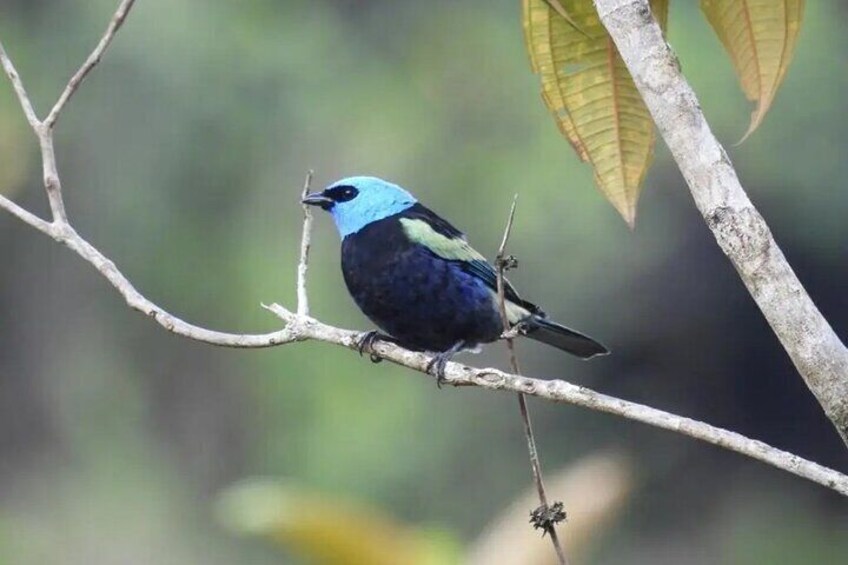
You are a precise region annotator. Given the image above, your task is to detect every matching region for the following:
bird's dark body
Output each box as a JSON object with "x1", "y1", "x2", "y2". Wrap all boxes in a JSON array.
[
  {"x1": 341, "y1": 205, "x2": 504, "y2": 352},
  {"x1": 304, "y1": 177, "x2": 609, "y2": 366}
]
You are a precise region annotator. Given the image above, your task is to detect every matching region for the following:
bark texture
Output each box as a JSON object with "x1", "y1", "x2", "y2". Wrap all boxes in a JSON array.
[{"x1": 594, "y1": 0, "x2": 848, "y2": 447}]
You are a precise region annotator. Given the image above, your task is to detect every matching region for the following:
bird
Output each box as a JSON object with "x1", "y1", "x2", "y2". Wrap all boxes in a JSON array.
[{"x1": 302, "y1": 176, "x2": 608, "y2": 383}]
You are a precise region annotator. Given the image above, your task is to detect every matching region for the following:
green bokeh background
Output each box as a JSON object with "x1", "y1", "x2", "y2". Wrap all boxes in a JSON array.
[{"x1": 1, "y1": 1, "x2": 846, "y2": 563}]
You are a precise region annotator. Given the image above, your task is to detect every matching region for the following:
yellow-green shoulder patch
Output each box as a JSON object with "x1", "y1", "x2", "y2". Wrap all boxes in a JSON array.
[{"x1": 400, "y1": 218, "x2": 485, "y2": 262}]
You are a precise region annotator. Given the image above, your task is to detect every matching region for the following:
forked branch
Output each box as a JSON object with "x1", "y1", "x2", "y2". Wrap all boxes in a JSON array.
[{"x1": 44, "y1": 0, "x2": 137, "y2": 129}]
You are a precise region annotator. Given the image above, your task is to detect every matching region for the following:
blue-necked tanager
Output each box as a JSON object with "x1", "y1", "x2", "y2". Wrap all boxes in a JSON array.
[{"x1": 303, "y1": 176, "x2": 608, "y2": 382}]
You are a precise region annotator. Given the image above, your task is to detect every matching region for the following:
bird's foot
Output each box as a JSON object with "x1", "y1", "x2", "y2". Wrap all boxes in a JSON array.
[
  {"x1": 425, "y1": 341, "x2": 466, "y2": 388},
  {"x1": 426, "y1": 354, "x2": 450, "y2": 388},
  {"x1": 356, "y1": 331, "x2": 391, "y2": 363}
]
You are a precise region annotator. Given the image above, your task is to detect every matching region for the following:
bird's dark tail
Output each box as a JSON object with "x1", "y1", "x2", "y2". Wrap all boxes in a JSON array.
[{"x1": 521, "y1": 315, "x2": 609, "y2": 359}]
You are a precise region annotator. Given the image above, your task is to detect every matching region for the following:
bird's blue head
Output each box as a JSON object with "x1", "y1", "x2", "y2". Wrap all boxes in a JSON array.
[{"x1": 302, "y1": 176, "x2": 417, "y2": 238}]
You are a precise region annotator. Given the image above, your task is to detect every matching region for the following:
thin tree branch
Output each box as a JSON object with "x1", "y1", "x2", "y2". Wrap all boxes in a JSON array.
[
  {"x1": 0, "y1": 41, "x2": 41, "y2": 129},
  {"x1": 43, "y1": 0, "x2": 137, "y2": 130},
  {"x1": 1, "y1": 182, "x2": 846, "y2": 500},
  {"x1": 38, "y1": 130, "x2": 68, "y2": 224},
  {"x1": 495, "y1": 196, "x2": 521, "y2": 378},
  {"x1": 2, "y1": 0, "x2": 847, "y2": 503},
  {"x1": 58, "y1": 225, "x2": 300, "y2": 347},
  {"x1": 264, "y1": 303, "x2": 848, "y2": 497},
  {"x1": 495, "y1": 195, "x2": 568, "y2": 565},
  {"x1": 0, "y1": 194, "x2": 53, "y2": 235},
  {"x1": 593, "y1": 0, "x2": 848, "y2": 448},
  {"x1": 296, "y1": 170, "x2": 315, "y2": 317}
]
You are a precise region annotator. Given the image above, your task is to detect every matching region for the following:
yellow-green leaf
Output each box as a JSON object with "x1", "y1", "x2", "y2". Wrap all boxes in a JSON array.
[
  {"x1": 701, "y1": 0, "x2": 805, "y2": 142},
  {"x1": 217, "y1": 479, "x2": 460, "y2": 565},
  {"x1": 523, "y1": 0, "x2": 669, "y2": 227}
]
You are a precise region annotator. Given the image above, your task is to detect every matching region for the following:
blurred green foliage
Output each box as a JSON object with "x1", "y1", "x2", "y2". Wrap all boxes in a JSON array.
[{"x1": 0, "y1": 1, "x2": 846, "y2": 563}]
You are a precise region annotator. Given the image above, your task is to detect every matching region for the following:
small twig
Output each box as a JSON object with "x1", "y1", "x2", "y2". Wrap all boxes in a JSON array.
[
  {"x1": 0, "y1": 41, "x2": 41, "y2": 129},
  {"x1": 44, "y1": 0, "x2": 137, "y2": 129},
  {"x1": 495, "y1": 195, "x2": 568, "y2": 565},
  {"x1": 496, "y1": 195, "x2": 519, "y2": 259},
  {"x1": 495, "y1": 197, "x2": 523, "y2": 380},
  {"x1": 0, "y1": 194, "x2": 53, "y2": 234},
  {"x1": 296, "y1": 170, "x2": 315, "y2": 317}
]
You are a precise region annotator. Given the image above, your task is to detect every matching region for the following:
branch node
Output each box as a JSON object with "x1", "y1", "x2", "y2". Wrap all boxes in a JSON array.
[
  {"x1": 495, "y1": 253, "x2": 519, "y2": 272},
  {"x1": 50, "y1": 221, "x2": 72, "y2": 240},
  {"x1": 262, "y1": 302, "x2": 294, "y2": 322},
  {"x1": 44, "y1": 174, "x2": 59, "y2": 187},
  {"x1": 530, "y1": 501, "x2": 567, "y2": 536}
]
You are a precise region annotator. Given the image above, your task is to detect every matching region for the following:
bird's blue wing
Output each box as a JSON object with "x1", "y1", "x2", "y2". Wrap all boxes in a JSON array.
[{"x1": 398, "y1": 204, "x2": 541, "y2": 317}]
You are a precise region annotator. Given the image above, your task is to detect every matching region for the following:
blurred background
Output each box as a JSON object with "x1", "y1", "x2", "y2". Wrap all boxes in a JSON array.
[{"x1": 1, "y1": 0, "x2": 847, "y2": 563}]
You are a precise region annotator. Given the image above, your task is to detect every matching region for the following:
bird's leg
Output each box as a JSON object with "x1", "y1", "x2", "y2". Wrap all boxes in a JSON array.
[
  {"x1": 356, "y1": 330, "x2": 399, "y2": 363},
  {"x1": 426, "y1": 341, "x2": 467, "y2": 388}
]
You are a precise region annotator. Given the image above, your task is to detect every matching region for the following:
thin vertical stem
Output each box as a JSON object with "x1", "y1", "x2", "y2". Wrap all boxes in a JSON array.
[
  {"x1": 495, "y1": 195, "x2": 568, "y2": 565},
  {"x1": 296, "y1": 170, "x2": 315, "y2": 317}
]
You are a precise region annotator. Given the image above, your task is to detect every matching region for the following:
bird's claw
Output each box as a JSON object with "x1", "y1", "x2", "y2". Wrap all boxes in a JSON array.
[
  {"x1": 356, "y1": 331, "x2": 384, "y2": 363},
  {"x1": 425, "y1": 341, "x2": 466, "y2": 388},
  {"x1": 426, "y1": 355, "x2": 447, "y2": 388}
]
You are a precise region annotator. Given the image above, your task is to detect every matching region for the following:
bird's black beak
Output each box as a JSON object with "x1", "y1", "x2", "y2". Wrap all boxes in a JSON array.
[{"x1": 302, "y1": 192, "x2": 334, "y2": 210}]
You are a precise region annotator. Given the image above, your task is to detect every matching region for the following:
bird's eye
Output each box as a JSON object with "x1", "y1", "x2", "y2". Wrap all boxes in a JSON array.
[{"x1": 327, "y1": 185, "x2": 359, "y2": 203}]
